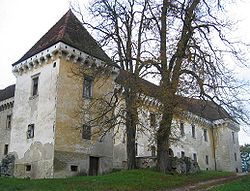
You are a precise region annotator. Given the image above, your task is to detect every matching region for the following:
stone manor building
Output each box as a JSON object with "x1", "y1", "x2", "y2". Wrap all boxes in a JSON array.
[{"x1": 0, "y1": 10, "x2": 241, "y2": 178}]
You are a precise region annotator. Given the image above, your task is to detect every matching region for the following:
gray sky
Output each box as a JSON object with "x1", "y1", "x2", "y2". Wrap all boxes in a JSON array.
[{"x1": 1, "y1": 0, "x2": 250, "y2": 145}]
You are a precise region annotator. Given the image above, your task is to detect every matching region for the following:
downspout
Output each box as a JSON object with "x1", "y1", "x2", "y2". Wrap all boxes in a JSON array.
[{"x1": 211, "y1": 125, "x2": 217, "y2": 171}]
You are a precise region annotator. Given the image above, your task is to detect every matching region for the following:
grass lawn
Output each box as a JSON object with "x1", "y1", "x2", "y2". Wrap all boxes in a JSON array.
[
  {"x1": 210, "y1": 174, "x2": 250, "y2": 191},
  {"x1": 0, "y1": 169, "x2": 234, "y2": 191}
]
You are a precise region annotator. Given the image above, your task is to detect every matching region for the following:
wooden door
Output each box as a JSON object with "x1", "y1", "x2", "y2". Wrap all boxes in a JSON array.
[{"x1": 89, "y1": 156, "x2": 99, "y2": 176}]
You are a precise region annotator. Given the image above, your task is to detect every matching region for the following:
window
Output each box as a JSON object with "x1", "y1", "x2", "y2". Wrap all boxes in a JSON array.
[
  {"x1": 181, "y1": 151, "x2": 185, "y2": 158},
  {"x1": 151, "y1": 146, "x2": 156, "y2": 157},
  {"x1": 205, "y1": 155, "x2": 209, "y2": 165},
  {"x1": 4, "y1": 144, "x2": 8, "y2": 155},
  {"x1": 191, "y1": 124, "x2": 196, "y2": 138},
  {"x1": 234, "y1": 153, "x2": 237, "y2": 161},
  {"x1": 26, "y1": 165, "x2": 31, "y2": 171},
  {"x1": 150, "y1": 113, "x2": 156, "y2": 128},
  {"x1": 193, "y1": 153, "x2": 197, "y2": 162},
  {"x1": 204, "y1": 129, "x2": 208, "y2": 142},
  {"x1": 232, "y1": 132, "x2": 235, "y2": 144},
  {"x1": 27, "y1": 124, "x2": 34, "y2": 139},
  {"x1": 180, "y1": 122, "x2": 185, "y2": 136},
  {"x1": 135, "y1": 143, "x2": 138, "y2": 156},
  {"x1": 32, "y1": 76, "x2": 39, "y2": 96},
  {"x1": 83, "y1": 77, "x2": 93, "y2": 98},
  {"x1": 82, "y1": 125, "x2": 91, "y2": 140},
  {"x1": 70, "y1": 165, "x2": 78, "y2": 172},
  {"x1": 6, "y1": 114, "x2": 12, "y2": 129}
]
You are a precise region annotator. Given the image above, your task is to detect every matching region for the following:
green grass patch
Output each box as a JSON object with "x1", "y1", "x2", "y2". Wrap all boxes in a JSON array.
[
  {"x1": 210, "y1": 174, "x2": 250, "y2": 191},
  {"x1": 0, "y1": 169, "x2": 235, "y2": 191}
]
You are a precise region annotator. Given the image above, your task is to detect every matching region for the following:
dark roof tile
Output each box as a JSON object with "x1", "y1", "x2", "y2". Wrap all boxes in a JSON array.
[
  {"x1": 0, "y1": 84, "x2": 15, "y2": 102},
  {"x1": 13, "y1": 9, "x2": 111, "y2": 66}
]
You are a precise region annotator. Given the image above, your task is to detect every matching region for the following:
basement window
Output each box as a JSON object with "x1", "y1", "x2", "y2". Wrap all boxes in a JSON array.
[
  {"x1": 70, "y1": 165, "x2": 78, "y2": 172},
  {"x1": 26, "y1": 165, "x2": 31, "y2": 172}
]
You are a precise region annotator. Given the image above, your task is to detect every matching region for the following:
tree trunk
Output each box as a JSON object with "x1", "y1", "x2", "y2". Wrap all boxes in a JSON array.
[
  {"x1": 156, "y1": 93, "x2": 175, "y2": 173},
  {"x1": 125, "y1": 87, "x2": 138, "y2": 169}
]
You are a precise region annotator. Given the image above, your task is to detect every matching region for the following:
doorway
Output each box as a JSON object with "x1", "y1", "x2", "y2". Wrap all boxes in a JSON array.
[{"x1": 89, "y1": 156, "x2": 99, "y2": 176}]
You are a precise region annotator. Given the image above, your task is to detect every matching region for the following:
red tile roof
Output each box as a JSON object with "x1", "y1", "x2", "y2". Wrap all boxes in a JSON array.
[{"x1": 13, "y1": 9, "x2": 111, "y2": 66}]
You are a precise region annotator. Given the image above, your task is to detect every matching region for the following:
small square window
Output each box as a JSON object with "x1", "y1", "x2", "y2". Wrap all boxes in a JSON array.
[
  {"x1": 70, "y1": 165, "x2": 78, "y2": 172},
  {"x1": 27, "y1": 124, "x2": 34, "y2": 139},
  {"x1": 83, "y1": 77, "x2": 93, "y2": 98},
  {"x1": 26, "y1": 165, "x2": 31, "y2": 172}
]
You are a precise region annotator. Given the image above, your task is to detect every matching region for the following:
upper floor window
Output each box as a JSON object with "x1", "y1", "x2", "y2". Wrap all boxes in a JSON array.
[
  {"x1": 234, "y1": 153, "x2": 237, "y2": 161},
  {"x1": 150, "y1": 113, "x2": 156, "y2": 128},
  {"x1": 181, "y1": 151, "x2": 185, "y2": 158},
  {"x1": 6, "y1": 114, "x2": 12, "y2": 129},
  {"x1": 83, "y1": 77, "x2": 93, "y2": 98},
  {"x1": 205, "y1": 155, "x2": 209, "y2": 165},
  {"x1": 82, "y1": 124, "x2": 91, "y2": 140},
  {"x1": 4, "y1": 144, "x2": 8, "y2": 155},
  {"x1": 27, "y1": 124, "x2": 34, "y2": 139},
  {"x1": 151, "y1": 146, "x2": 156, "y2": 157},
  {"x1": 204, "y1": 129, "x2": 208, "y2": 142},
  {"x1": 191, "y1": 124, "x2": 196, "y2": 138},
  {"x1": 180, "y1": 122, "x2": 185, "y2": 136},
  {"x1": 193, "y1": 153, "x2": 197, "y2": 162},
  {"x1": 232, "y1": 132, "x2": 235, "y2": 144},
  {"x1": 32, "y1": 76, "x2": 39, "y2": 96}
]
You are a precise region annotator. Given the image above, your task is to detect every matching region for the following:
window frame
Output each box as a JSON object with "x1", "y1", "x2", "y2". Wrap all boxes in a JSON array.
[
  {"x1": 4, "y1": 144, "x2": 8, "y2": 155},
  {"x1": 83, "y1": 76, "x2": 93, "y2": 98},
  {"x1": 31, "y1": 75, "x2": 39, "y2": 97},
  {"x1": 204, "y1": 129, "x2": 208, "y2": 142},
  {"x1": 82, "y1": 124, "x2": 91, "y2": 140},
  {"x1": 27, "y1": 124, "x2": 35, "y2": 139},
  {"x1": 205, "y1": 155, "x2": 209, "y2": 165},
  {"x1": 180, "y1": 122, "x2": 185, "y2": 137},
  {"x1": 6, "y1": 114, "x2": 12, "y2": 129},
  {"x1": 191, "y1": 124, "x2": 196, "y2": 138}
]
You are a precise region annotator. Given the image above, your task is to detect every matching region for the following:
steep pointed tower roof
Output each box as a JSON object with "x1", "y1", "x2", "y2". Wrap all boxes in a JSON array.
[{"x1": 13, "y1": 9, "x2": 110, "y2": 66}]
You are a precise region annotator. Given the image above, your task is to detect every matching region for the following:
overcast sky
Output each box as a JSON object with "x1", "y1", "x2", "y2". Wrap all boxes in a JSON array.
[{"x1": 1, "y1": 0, "x2": 250, "y2": 145}]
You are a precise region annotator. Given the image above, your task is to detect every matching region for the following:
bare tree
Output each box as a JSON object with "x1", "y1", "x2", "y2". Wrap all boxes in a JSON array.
[
  {"x1": 72, "y1": 0, "x2": 154, "y2": 169},
  {"x1": 145, "y1": 0, "x2": 250, "y2": 172}
]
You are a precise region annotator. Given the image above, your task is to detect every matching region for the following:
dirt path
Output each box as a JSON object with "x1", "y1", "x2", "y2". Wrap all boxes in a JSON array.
[{"x1": 167, "y1": 173, "x2": 248, "y2": 191}]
